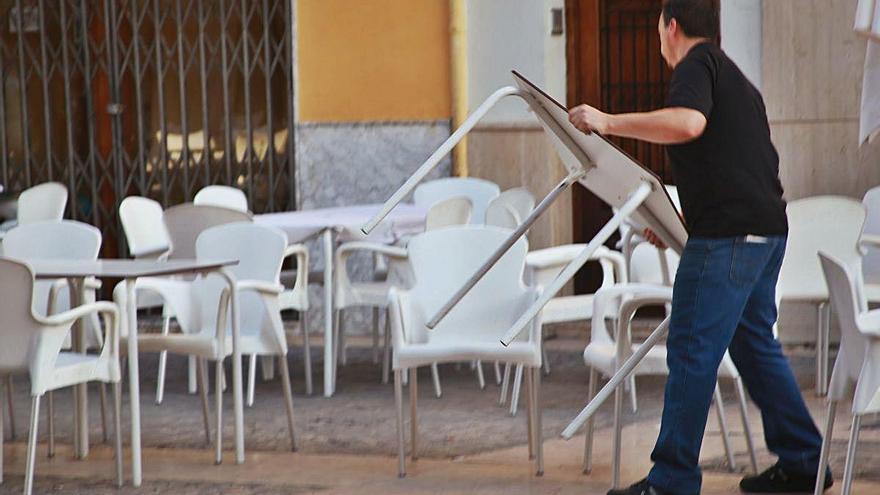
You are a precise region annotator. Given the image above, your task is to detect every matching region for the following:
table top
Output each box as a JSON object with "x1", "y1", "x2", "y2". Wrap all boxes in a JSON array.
[
  {"x1": 30, "y1": 258, "x2": 237, "y2": 279},
  {"x1": 256, "y1": 203, "x2": 427, "y2": 244}
]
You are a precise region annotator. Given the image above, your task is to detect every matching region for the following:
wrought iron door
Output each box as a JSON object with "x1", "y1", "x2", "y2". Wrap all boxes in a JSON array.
[
  {"x1": 600, "y1": 0, "x2": 672, "y2": 182},
  {"x1": 0, "y1": 0, "x2": 296, "y2": 256}
]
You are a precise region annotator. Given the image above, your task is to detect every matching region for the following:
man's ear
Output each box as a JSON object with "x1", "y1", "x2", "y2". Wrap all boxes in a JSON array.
[{"x1": 667, "y1": 18, "x2": 678, "y2": 38}]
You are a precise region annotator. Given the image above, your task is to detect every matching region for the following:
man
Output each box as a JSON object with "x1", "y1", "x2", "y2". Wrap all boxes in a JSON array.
[{"x1": 568, "y1": 1, "x2": 831, "y2": 494}]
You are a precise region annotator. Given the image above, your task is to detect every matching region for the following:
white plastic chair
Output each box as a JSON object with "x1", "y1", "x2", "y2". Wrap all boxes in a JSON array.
[
  {"x1": 582, "y1": 284, "x2": 758, "y2": 486},
  {"x1": 387, "y1": 226, "x2": 544, "y2": 477},
  {"x1": 484, "y1": 187, "x2": 535, "y2": 229},
  {"x1": 779, "y1": 196, "x2": 876, "y2": 395},
  {"x1": 333, "y1": 197, "x2": 473, "y2": 394},
  {"x1": 194, "y1": 185, "x2": 249, "y2": 213},
  {"x1": 0, "y1": 257, "x2": 122, "y2": 495},
  {"x1": 413, "y1": 177, "x2": 500, "y2": 225},
  {"x1": 116, "y1": 222, "x2": 297, "y2": 464},
  {"x1": 861, "y1": 186, "x2": 880, "y2": 285},
  {"x1": 816, "y1": 252, "x2": 880, "y2": 495},
  {"x1": 2, "y1": 220, "x2": 110, "y2": 453},
  {"x1": 150, "y1": 203, "x2": 253, "y2": 402},
  {"x1": 119, "y1": 196, "x2": 170, "y2": 260},
  {"x1": 17, "y1": 182, "x2": 68, "y2": 225},
  {"x1": 498, "y1": 244, "x2": 625, "y2": 415}
]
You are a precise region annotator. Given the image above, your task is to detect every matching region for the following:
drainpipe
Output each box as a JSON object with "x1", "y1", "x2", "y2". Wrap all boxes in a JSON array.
[{"x1": 449, "y1": 0, "x2": 468, "y2": 177}]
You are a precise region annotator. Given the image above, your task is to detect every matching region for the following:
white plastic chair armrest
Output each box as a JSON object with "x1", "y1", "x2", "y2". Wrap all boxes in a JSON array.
[
  {"x1": 387, "y1": 287, "x2": 418, "y2": 349},
  {"x1": 36, "y1": 300, "x2": 119, "y2": 328},
  {"x1": 335, "y1": 242, "x2": 409, "y2": 299},
  {"x1": 860, "y1": 234, "x2": 880, "y2": 254},
  {"x1": 236, "y1": 280, "x2": 285, "y2": 295},
  {"x1": 336, "y1": 241, "x2": 408, "y2": 260},
  {"x1": 281, "y1": 243, "x2": 309, "y2": 310},
  {"x1": 84, "y1": 277, "x2": 102, "y2": 290},
  {"x1": 857, "y1": 308, "x2": 880, "y2": 336}
]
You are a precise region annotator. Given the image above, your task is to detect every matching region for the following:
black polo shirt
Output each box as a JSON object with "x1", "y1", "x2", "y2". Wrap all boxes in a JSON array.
[{"x1": 665, "y1": 42, "x2": 787, "y2": 238}]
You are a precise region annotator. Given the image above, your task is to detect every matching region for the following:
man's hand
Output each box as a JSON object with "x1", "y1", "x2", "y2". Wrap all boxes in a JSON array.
[
  {"x1": 569, "y1": 104, "x2": 612, "y2": 135},
  {"x1": 643, "y1": 228, "x2": 667, "y2": 250}
]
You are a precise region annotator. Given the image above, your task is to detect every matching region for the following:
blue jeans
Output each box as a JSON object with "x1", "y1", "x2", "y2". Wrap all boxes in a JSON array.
[{"x1": 647, "y1": 236, "x2": 823, "y2": 494}]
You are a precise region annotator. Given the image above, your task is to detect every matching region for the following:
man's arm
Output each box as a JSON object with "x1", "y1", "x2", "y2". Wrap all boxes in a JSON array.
[{"x1": 569, "y1": 104, "x2": 707, "y2": 145}]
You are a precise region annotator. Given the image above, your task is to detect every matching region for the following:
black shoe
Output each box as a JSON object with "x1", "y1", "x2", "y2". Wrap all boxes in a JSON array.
[
  {"x1": 739, "y1": 462, "x2": 833, "y2": 493},
  {"x1": 608, "y1": 478, "x2": 674, "y2": 495}
]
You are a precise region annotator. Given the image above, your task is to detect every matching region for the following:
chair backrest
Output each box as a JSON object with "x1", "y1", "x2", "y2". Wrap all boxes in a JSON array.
[
  {"x1": 3, "y1": 220, "x2": 102, "y2": 261},
  {"x1": 413, "y1": 178, "x2": 500, "y2": 226},
  {"x1": 163, "y1": 203, "x2": 252, "y2": 259},
  {"x1": 403, "y1": 226, "x2": 533, "y2": 344},
  {"x1": 629, "y1": 242, "x2": 679, "y2": 286},
  {"x1": 3, "y1": 220, "x2": 102, "y2": 316},
  {"x1": 779, "y1": 196, "x2": 866, "y2": 299},
  {"x1": 194, "y1": 185, "x2": 249, "y2": 213},
  {"x1": 194, "y1": 222, "x2": 287, "y2": 344},
  {"x1": 863, "y1": 186, "x2": 880, "y2": 281},
  {"x1": 0, "y1": 258, "x2": 41, "y2": 372},
  {"x1": 17, "y1": 182, "x2": 67, "y2": 224},
  {"x1": 424, "y1": 196, "x2": 472, "y2": 231},
  {"x1": 819, "y1": 252, "x2": 869, "y2": 400},
  {"x1": 119, "y1": 196, "x2": 170, "y2": 258},
  {"x1": 485, "y1": 188, "x2": 535, "y2": 229}
]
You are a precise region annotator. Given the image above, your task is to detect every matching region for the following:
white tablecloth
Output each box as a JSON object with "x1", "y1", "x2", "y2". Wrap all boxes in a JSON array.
[{"x1": 255, "y1": 203, "x2": 427, "y2": 244}]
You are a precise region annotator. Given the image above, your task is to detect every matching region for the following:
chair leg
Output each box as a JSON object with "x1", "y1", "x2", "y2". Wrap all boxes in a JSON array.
[
  {"x1": 814, "y1": 400, "x2": 837, "y2": 495},
  {"x1": 533, "y1": 367, "x2": 544, "y2": 477},
  {"x1": 409, "y1": 367, "x2": 418, "y2": 462},
  {"x1": 214, "y1": 360, "x2": 223, "y2": 465},
  {"x1": 188, "y1": 356, "x2": 198, "y2": 395},
  {"x1": 394, "y1": 369, "x2": 406, "y2": 478},
  {"x1": 247, "y1": 354, "x2": 257, "y2": 408},
  {"x1": 841, "y1": 414, "x2": 862, "y2": 495},
  {"x1": 279, "y1": 356, "x2": 298, "y2": 452},
  {"x1": 816, "y1": 303, "x2": 828, "y2": 397},
  {"x1": 734, "y1": 376, "x2": 759, "y2": 474},
  {"x1": 382, "y1": 311, "x2": 391, "y2": 385},
  {"x1": 525, "y1": 365, "x2": 534, "y2": 460},
  {"x1": 372, "y1": 308, "x2": 380, "y2": 364},
  {"x1": 475, "y1": 361, "x2": 486, "y2": 390},
  {"x1": 611, "y1": 375, "x2": 624, "y2": 489},
  {"x1": 6, "y1": 376, "x2": 15, "y2": 440},
  {"x1": 714, "y1": 383, "x2": 736, "y2": 471},
  {"x1": 542, "y1": 345, "x2": 551, "y2": 375},
  {"x1": 583, "y1": 367, "x2": 598, "y2": 474},
  {"x1": 261, "y1": 356, "x2": 275, "y2": 381},
  {"x1": 509, "y1": 364, "x2": 523, "y2": 416},
  {"x1": 494, "y1": 361, "x2": 502, "y2": 385},
  {"x1": 431, "y1": 363, "x2": 441, "y2": 398},
  {"x1": 23, "y1": 395, "x2": 40, "y2": 495},
  {"x1": 197, "y1": 358, "x2": 212, "y2": 445},
  {"x1": 47, "y1": 390, "x2": 55, "y2": 458},
  {"x1": 301, "y1": 310, "x2": 313, "y2": 396},
  {"x1": 0, "y1": 378, "x2": 3, "y2": 483},
  {"x1": 155, "y1": 316, "x2": 171, "y2": 404},
  {"x1": 628, "y1": 376, "x2": 638, "y2": 413},
  {"x1": 112, "y1": 382, "x2": 123, "y2": 488},
  {"x1": 499, "y1": 364, "x2": 511, "y2": 405},
  {"x1": 332, "y1": 309, "x2": 342, "y2": 373},
  {"x1": 99, "y1": 383, "x2": 109, "y2": 443}
]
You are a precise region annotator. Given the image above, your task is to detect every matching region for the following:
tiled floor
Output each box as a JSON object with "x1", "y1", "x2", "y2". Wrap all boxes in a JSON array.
[{"x1": 0, "y1": 324, "x2": 877, "y2": 494}]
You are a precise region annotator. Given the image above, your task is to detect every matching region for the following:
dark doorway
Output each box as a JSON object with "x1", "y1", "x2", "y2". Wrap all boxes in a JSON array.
[{"x1": 566, "y1": 0, "x2": 672, "y2": 293}]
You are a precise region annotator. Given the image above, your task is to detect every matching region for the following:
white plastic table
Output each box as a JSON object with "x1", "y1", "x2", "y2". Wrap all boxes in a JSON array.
[
  {"x1": 31, "y1": 258, "x2": 238, "y2": 487},
  {"x1": 256, "y1": 203, "x2": 427, "y2": 397}
]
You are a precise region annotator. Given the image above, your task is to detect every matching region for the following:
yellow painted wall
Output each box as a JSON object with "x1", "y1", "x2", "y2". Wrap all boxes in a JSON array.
[{"x1": 296, "y1": 0, "x2": 452, "y2": 122}]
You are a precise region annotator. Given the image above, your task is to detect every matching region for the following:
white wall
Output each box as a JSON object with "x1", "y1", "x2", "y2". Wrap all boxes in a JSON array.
[
  {"x1": 466, "y1": 0, "x2": 566, "y2": 123},
  {"x1": 721, "y1": 0, "x2": 763, "y2": 89}
]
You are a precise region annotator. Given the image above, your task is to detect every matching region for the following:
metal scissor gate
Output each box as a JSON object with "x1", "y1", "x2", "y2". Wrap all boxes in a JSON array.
[{"x1": 0, "y1": 0, "x2": 296, "y2": 255}]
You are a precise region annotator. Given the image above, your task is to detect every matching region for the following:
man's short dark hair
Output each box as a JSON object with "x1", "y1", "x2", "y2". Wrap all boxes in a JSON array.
[{"x1": 662, "y1": 0, "x2": 720, "y2": 41}]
